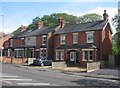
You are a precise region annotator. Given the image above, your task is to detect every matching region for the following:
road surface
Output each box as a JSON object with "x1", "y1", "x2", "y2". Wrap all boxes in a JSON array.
[{"x1": 1, "y1": 63, "x2": 119, "y2": 87}]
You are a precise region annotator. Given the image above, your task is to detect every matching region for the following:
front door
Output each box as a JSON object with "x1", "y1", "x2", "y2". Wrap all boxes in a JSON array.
[{"x1": 76, "y1": 52, "x2": 79, "y2": 64}]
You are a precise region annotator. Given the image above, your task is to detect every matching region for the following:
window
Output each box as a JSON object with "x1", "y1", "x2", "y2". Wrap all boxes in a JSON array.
[
  {"x1": 27, "y1": 38, "x2": 30, "y2": 46},
  {"x1": 42, "y1": 35, "x2": 46, "y2": 45},
  {"x1": 40, "y1": 48, "x2": 46, "y2": 58},
  {"x1": 60, "y1": 51, "x2": 64, "y2": 60},
  {"x1": 88, "y1": 51, "x2": 93, "y2": 61},
  {"x1": 10, "y1": 39, "x2": 13, "y2": 47},
  {"x1": 86, "y1": 32, "x2": 94, "y2": 43},
  {"x1": 70, "y1": 52, "x2": 74, "y2": 61},
  {"x1": 60, "y1": 34, "x2": 66, "y2": 44},
  {"x1": 82, "y1": 51, "x2": 87, "y2": 61},
  {"x1": 15, "y1": 49, "x2": 24, "y2": 58},
  {"x1": 21, "y1": 38, "x2": 24, "y2": 46},
  {"x1": 73, "y1": 33, "x2": 78, "y2": 44},
  {"x1": 56, "y1": 51, "x2": 59, "y2": 60}
]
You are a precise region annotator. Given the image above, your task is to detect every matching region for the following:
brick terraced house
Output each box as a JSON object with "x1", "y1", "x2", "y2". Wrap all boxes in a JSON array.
[{"x1": 54, "y1": 10, "x2": 112, "y2": 67}]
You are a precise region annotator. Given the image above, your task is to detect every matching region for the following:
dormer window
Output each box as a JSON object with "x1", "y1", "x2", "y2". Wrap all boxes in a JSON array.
[
  {"x1": 60, "y1": 34, "x2": 66, "y2": 44},
  {"x1": 86, "y1": 31, "x2": 94, "y2": 43},
  {"x1": 73, "y1": 33, "x2": 78, "y2": 44},
  {"x1": 42, "y1": 35, "x2": 46, "y2": 45}
]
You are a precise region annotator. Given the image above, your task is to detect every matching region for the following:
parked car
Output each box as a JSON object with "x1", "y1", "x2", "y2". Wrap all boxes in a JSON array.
[{"x1": 33, "y1": 58, "x2": 52, "y2": 66}]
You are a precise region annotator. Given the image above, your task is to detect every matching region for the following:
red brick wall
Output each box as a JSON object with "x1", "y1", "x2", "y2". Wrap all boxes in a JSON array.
[
  {"x1": 3, "y1": 40, "x2": 9, "y2": 48},
  {"x1": 101, "y1": 24, "x2": 112, "y2": 59},
  {"x1": 13, "y1": 38, "x2": 22, "y2": 48},
  {"x1": 78, "y1": 32, "x2": 86, "y2": 44},
  {"x1": 47, "y1": 32, "x2": 54, "y2": 59},
  {"x1": 3, "y1": 57, "x2": 27, "y2": 64},
  {"x1": 66, "y1": 33, "x2": 72, "y2": 44},
  {"x1": 36, "y1": 36, "x2": 42, "y2": 48}
]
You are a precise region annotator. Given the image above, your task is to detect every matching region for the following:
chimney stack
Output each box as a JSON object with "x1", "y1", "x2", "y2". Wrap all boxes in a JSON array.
[
  {"x1": 38, "y1": 21, "x2": 43, "y2": 29},
  {"x1": 21, "y1": 25, "x2": 26, "y2": 32},
  {"x1": 103, "y1": 10, "x2": 109, "y2": 21},
  {"x1": 58, "y1": 16, "x2": 65, "y2": 28}
]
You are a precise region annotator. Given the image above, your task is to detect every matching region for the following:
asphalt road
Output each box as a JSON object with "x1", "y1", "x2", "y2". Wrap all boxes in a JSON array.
[{"x1": 1, "y1": 63, "x2": 119, "y2": 87}]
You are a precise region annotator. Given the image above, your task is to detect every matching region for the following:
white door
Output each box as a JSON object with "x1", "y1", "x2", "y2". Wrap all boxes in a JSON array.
[{"x1": 70, "y1": 52, "x2": 74, "y2": 61}]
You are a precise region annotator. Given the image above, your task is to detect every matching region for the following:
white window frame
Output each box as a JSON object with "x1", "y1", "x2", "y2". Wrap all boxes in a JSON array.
[
  {"x1": 82, "y1": 51, "x2": 87, "y2": 61},
  {"x1": 40, "y1": 48, "x2": 47, "y2": 58},
  {"x1": 21, "y1": 38, "x2": 24, "y2": 46},
  {"x1": 88, "y1": 51, "x2": 93, "y2": 61},
  {"x1": 56, "y1": 51, "x2": 59, "y2": 60},
  {"x1": 70, "y1": 52, "x2": 74, "y2": 61},
  {"x1": 86, "y1": 31, "x2": 94, "y2": 43},
  {"x1": 60, "y1": 51, "x2": 64, "y2": 60},
  {"x1": 10, "y1": 39, "x2": 13, "y2": 47},
  {"x1": 73, "y1": 33, "x2": 78, "y2": 44},
  {"x1": 27, "y1": 38, "x2": 30, "y2": 46},
  {"x1": 60, "y1": 34, "x2": 66, "y2": 44},
  {"x1": 42, "y1": 35, "x2": 46, "y2": 45}
]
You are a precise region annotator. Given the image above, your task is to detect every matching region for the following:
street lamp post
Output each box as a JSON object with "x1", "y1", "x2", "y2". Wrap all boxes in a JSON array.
[{"x1": 1, "y1": 14, "x2": 4, "y2": 62}]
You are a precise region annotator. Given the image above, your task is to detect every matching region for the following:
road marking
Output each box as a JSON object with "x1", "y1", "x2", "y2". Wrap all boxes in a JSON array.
[
  {"x1": 17, "y1": 83, "x2": 50, "y2": 86},
  {"x1": 2, "y1": 80, "x2": 12, "y2": 84},
  {"x1": 1, "y1": 76, "x2": 18, "y2": 78},
  {"x1": 2, "y1": 78, "x2": 32, "y2": 81}
]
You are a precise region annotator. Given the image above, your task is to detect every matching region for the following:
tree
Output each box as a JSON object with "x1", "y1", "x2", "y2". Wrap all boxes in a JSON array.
[
  {"x1": 12, "y1": 13, "x2": 102, "y2": 36},
  {"x1": 78, "y1": 13, "x2": 102, "y2": 23},
  {"x1": 112, "y1": 14, "x2": 120, "y2": 55}
]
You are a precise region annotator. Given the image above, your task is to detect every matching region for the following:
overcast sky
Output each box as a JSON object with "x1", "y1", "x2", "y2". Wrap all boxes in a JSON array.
[{"x1": 0, "y1": 1, "x2": 119, "y2": 34}]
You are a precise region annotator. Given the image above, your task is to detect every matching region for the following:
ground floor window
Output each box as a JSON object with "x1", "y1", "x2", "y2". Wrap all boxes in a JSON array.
[
  {"x1": 88, "y1": 51, "x2": 93, "y2": 61},
  {"x1": 82, "y1": 51, "x2": 87, "y2": 61},
  {"x1": 60, "y1": 51, "x2": 64, "y2": 60},
  {"x1": 70, "y1": 52, "x2": 74, "y2": 61},
  {"x1": 56, "y1": 51, "x2": 59, "y2": 60},
  {"x1": 40, "y1": 48, "x2": 47, "y2": 58},
  {"x1": 15, "y1": 49, "x2": 24, "y2": 58}
]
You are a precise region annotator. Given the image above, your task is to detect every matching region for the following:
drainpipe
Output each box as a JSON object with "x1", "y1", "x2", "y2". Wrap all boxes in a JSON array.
[{"x1": 99, "y1": 30, "x2": 101, "y2": 61}]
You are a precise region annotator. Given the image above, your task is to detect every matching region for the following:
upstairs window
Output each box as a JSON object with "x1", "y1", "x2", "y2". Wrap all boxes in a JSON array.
[
  {"x1": 42, "y1": 35, "x2": 46, "y2": 45},
  {"x1": 27, "y1": 38, "x2": 30, "y2": 46},
  {"x1": 21, "y1": 38, "x2": 24, "y2": 46},
  {"x1": 10, "y1": 39, "x2": 13, "y2": 47},
  {"x1": 60, "y1": 34, "x2": 66, "y2": 44},
  {"x1": 86, "y1": 31, "x2": 94, "y2": 43},
  {"x1": 73, "y1": 33, "x2": 78, "y2": 44}
]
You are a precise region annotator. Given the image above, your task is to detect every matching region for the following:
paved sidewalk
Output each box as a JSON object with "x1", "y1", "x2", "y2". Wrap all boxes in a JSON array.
[{"x1": 13, "y1": 64, "x2": 120, "y2": 81}]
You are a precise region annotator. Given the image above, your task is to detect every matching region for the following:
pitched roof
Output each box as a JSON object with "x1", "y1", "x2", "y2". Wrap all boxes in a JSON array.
[
  {"x1": 56, "y1": 44, "x2": 97, "y2": 49},
  {"x1": 54, "y1": 20, "x2": 109, "y2": 34},
  {"x1": 12, "y1": 24, "x2": 59, "y2": 38}
]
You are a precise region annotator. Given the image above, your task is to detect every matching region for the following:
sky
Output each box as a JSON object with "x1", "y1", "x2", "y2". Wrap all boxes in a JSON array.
[{"x1": 0, "y1": 1, "x2": 119, "y2": 34}]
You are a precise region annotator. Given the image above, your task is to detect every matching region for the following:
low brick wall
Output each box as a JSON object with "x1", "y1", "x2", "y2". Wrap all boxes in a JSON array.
[
  {"x1": 52, "y1": 62, "x2": 66, "y2": 68},
  {"x1": 87, "y1": 62, "x2": 100, "y2": 72},
  {"x1": 2, "y1": 57, "x2": 27, "y2": 64},
  {"x1": 28, "y1": 58, "x2": 36, "y2": 65},
  {"x1": 2, "y1": 57, "x2": 11, "y2": 63},
  {"x1": 12, "y1": 58, "x2": 27, "y2": 64}
]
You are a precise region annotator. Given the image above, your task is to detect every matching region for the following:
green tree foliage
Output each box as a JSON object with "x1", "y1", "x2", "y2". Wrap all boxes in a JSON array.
[
  {"x1": 78, "y1": 13, "x2": 102, "y2": 23},
  {"x1": 112, "y1": 14, "x2": 120, "y2": 55},
  {"x1": 12, "y1": 13, "x2": 102, "y2": 36}
]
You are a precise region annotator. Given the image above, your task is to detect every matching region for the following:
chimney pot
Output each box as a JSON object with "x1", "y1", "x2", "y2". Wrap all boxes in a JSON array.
[
  {"x1": 38, "y1": 21, "x2": 43, "y2": 29},
  {"x1": 103, "y1": 10, "x2": 109, "y2": 21}
]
